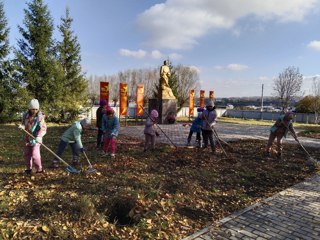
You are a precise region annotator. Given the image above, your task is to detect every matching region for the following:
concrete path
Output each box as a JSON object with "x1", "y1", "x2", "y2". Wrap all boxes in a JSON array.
[
  {"x1": 121, "y1": 122, "x2": 320, "y2": 240},
  {"x1": 120, "y1": 122, "x2": 320, "y2": 148}
]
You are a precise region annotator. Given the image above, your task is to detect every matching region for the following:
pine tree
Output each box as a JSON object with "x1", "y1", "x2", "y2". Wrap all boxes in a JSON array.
[
  {"x1": 14, "y1": 0, "x2": 63, "y2": 115},
  {"x1": 57, "y1": 7, "x2": 88, "y2": 120},
  {"x1": 0, "y1": 1, "x2": 14, "y2": 122}
]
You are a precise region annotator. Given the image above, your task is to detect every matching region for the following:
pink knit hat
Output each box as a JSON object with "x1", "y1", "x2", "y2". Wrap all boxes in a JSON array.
[
  {"x1": 151, "y1": 109, "x2": 159, "y2": 118},
  {"x1": 106, "y1": 106, "x2": 114, "y2": 115}
]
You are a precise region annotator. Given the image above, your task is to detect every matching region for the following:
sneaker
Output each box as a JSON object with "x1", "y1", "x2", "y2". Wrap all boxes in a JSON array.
[
  {"x1": 24, "y1": 169, "x2": 32, "y2": 175},
  {"x1": 101, "y1": 152, "x2": 109, "y2": 157},
  {"x1": 72, "y1": 161, "x2": 79, "y2": 166},
  {"x1": 36, "y1": 169, "x2": 45, "y2": 174},
  {"x1": 52, "y1": 161, "x2": 60, "y2": 168},
  {"x1": 110, "y1": 154, "x2": 115, "y2": 158}
]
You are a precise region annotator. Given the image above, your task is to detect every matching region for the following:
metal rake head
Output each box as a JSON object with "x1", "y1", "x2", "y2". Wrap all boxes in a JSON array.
[
  {"x1": 86, "y1": 166, "x2": 97, "y2": 174},
  {"x1": 66, "y1": 165, "x2": 81, "y2": 174},
  {"x1": 306, "y1": 157, "x2": 319, "y2": 168}
]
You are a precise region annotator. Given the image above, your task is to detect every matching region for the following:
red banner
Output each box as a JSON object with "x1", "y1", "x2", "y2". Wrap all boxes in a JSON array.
[
  {"x1": 200, "y1": 90, "x2": 205, "y2": 108},
  {"x1": 136, "y1": 84, "x2": 144, "y2": 116},
  {"x1": 100, "y1": 82, "x2": 109, "y2": 102},
  {"x1": 120, "y1": 83, "x2": 128, "y2": 116},
  {"x1": 209, "y1": 91, "x2": 214, "y2": 102},
  {"x1": 189, "y1": 89, "x2": 195, "y2": 116}
]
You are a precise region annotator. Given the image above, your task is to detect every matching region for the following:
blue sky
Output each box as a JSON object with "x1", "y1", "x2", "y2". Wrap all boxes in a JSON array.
[{"x1": 3, "y1": 0, "x2": 320, "y2": 97}]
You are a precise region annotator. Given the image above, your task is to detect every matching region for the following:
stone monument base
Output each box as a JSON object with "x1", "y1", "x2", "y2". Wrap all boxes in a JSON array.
[{"x1": 148, "y1": 98, "x2": 177, "y2": 124}]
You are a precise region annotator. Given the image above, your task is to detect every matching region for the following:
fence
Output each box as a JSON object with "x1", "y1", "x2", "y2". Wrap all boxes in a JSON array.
[{"x1": 224, "y1": 110, "x2": 317, "y2": 124}]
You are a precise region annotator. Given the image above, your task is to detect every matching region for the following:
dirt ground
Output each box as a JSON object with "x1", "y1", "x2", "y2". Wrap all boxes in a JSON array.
[{"x1": 0, "y1": 124, "x2": 319, "y2": 239}]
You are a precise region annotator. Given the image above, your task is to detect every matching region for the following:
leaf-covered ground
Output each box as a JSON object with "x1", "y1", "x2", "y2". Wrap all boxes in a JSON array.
[{"x1": 0, "y1": 124, "x2": 319, "y2": 239}]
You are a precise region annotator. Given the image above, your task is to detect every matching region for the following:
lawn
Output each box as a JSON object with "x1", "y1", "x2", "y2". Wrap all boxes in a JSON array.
[{"x1": 0, "y1": 123, "x2": 319, "y2": 239}]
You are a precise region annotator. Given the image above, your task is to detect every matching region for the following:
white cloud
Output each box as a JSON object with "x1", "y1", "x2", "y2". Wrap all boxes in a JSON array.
[
  {"x1": 119, "y1": 48, "x2": 182, "y2": 61},
  {"x1": 168, "y1": 53, "x2": 182, "y2": 60},
  {"x1": 227, "y1": 64, "x2": 249, "y2": 71},
  {"x1": 307, "y1": 40, "x2": 320, "y2": 51},
  {"x1": 150, "y1": 50, "x2": 162, "y2": 59},
  {"x1": 137, "y1": 0, "x2": 317, "y2": 50},
  {"x1": 119, "y1": 49, "x2": 147, "y2": 58},
  {"x1": 258, "y1": 76, "x2": 270, "y2": 81},
  {"x1": 214, "y1": 65, "x2": 224, "y2": 70}
]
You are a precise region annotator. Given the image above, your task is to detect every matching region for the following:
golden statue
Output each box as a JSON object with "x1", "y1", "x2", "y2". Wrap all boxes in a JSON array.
[{"x1": 159, "y1": 60, "x2": 176, "y2": 99}]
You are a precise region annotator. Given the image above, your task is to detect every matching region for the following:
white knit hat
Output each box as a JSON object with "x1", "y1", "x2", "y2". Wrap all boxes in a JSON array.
[
  {"x1": 80, "y1": 118, "x2": 91, "y2": 126},
  {"x1": 28, "y1": 99, "x2": 40, "y2": 109}
]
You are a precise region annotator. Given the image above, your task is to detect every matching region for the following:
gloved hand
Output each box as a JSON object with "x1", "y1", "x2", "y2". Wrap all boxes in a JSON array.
[
  {"x1": 29, "y1": 139, "x2": 36, "y2": 146},
  {"x1": 36, "y1": 137, "x2": 42, "y2": 144},
  {"x1": 210, "y1": 121, "x2": 216, "y2": 127},
  {"x1": 80, "y1": 148, "x2": 85, "y2": 153},
  {"x1": 18, "y1": 124, "x2": 25, "y2": 130},
  {"x1": 111, "y1": 133, "x2": 116, "y2": 138}
]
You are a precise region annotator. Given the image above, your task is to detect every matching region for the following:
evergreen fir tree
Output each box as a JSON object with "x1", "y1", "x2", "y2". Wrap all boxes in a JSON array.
[
  {"x1": 0, "y1": 1, "x2": 14, "y2": 122},
  {"x1": 57, "y1": 7, "x2": 88, "y2": 120},
  {"x1": 14, "y1": 0, "x2": 63, "y2": 115}
]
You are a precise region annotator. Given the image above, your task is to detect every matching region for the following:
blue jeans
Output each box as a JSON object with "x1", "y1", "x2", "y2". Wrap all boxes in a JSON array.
[{"x1": 53, "y1": 140, "x2": 80, "y2": 164}]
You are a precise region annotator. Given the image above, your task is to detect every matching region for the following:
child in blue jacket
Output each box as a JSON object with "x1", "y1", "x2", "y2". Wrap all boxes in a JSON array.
[
  {"x1": 52, "y1": 118, "x2": 91, "y2": 168},
  {"x1": 102, "y1": 106, "x2": 119, "y2": 158},
  {"x1": 187, "y1": 107, "x2": 204, "y2": 147}
]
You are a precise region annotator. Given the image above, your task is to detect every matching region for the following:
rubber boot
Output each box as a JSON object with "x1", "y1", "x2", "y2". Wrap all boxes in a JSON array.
[{"x1": 211, "y1": 145, "x2": 216, "y2": 154}]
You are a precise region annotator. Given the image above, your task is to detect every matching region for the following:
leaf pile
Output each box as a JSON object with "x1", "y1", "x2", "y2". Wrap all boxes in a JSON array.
[{"x1": 0, "y1": 124, "x2": 319, "y2": 239}]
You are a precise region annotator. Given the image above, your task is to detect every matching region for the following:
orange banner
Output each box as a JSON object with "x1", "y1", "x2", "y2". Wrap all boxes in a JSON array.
[
  {"x1": 100, "y1": 82, "x2": 109, "y2": 102},
  {"x1": 209, "y1": 91, "x2": 214, "y2": 102},
  {"x1": 200, "y1": 90, "x2": 205, "y2": 108},
  {"x1": 120, "y1": 83, "x2": 128, "y2": 116},
  {"x1": 136, "y1": 84, "x2": 144, "y2": 116},
  {"x1": 189, "y1": 89, "x2": 195, "y2": 116}
]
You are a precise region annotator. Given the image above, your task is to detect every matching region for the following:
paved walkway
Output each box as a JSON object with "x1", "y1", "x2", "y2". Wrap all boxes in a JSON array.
[
  {"x1": 121, "y1": 122, "x2": 320, "y2": 148},
  {"x1": 121, "y1": 122, "x2": 320, "y2": 240},
  {"x1": 183, "y1": 174, "x2": 320, "y2": 240}
]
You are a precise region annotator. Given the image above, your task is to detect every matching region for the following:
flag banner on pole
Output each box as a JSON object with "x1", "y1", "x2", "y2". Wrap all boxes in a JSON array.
[
  {"x1": 100, "y1": 82, "x2": 109, "y2": 103},
  {"x1": 209, "y1": 90, "x2": 214, "y2": 101},
  {"x1": 120, "y1": 83, "x2": 128, "y2": 116},
  {"x1": 136, "y1": 84, "x2": 144, "y2": 116},
  {"x1": 200, "y1": 90, "x2": 205, "y2": 108},
  {"x1": 189, "y1": 89, "x2": 195, "y2": 116}
]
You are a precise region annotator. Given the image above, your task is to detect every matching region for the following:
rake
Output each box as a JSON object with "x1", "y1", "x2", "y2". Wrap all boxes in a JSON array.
[
  {"x1": 293, "y1": 137, "x2": 318, "y2": 166},
  {"x1": 17, "y1": 124, "x2": 80, "y2": 174},
  {"x1": 140, "y1": 105, "x2": 178, "y2": 149},
  {"x1": 82, "y1": 151, "x2": 97, "y2": 174},
  {"x1": 285, "y1": 124, "x2": 319, "y2": 166},
  {"x1": 202, "y1": 113, "x2": 228, "y2": 157}
]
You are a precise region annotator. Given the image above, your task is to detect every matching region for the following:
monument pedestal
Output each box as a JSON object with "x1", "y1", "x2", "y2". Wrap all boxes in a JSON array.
[{"x1": 148, "y1": 98, "x2": 177, "y2": 124}]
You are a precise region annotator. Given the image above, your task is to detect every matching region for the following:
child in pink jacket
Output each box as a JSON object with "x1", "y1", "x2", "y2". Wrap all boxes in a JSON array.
[
  {"x1": 21, "y1": 99, "x2": 47, "y2": 174},
  {"x1": 143, "y1": 109, "x2": 160, "y2": 152}
]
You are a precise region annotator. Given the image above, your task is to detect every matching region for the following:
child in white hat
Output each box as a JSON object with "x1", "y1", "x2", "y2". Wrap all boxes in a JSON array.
[{"x1": 21, "y1": 99, "x2": 47, "y2": 174}]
